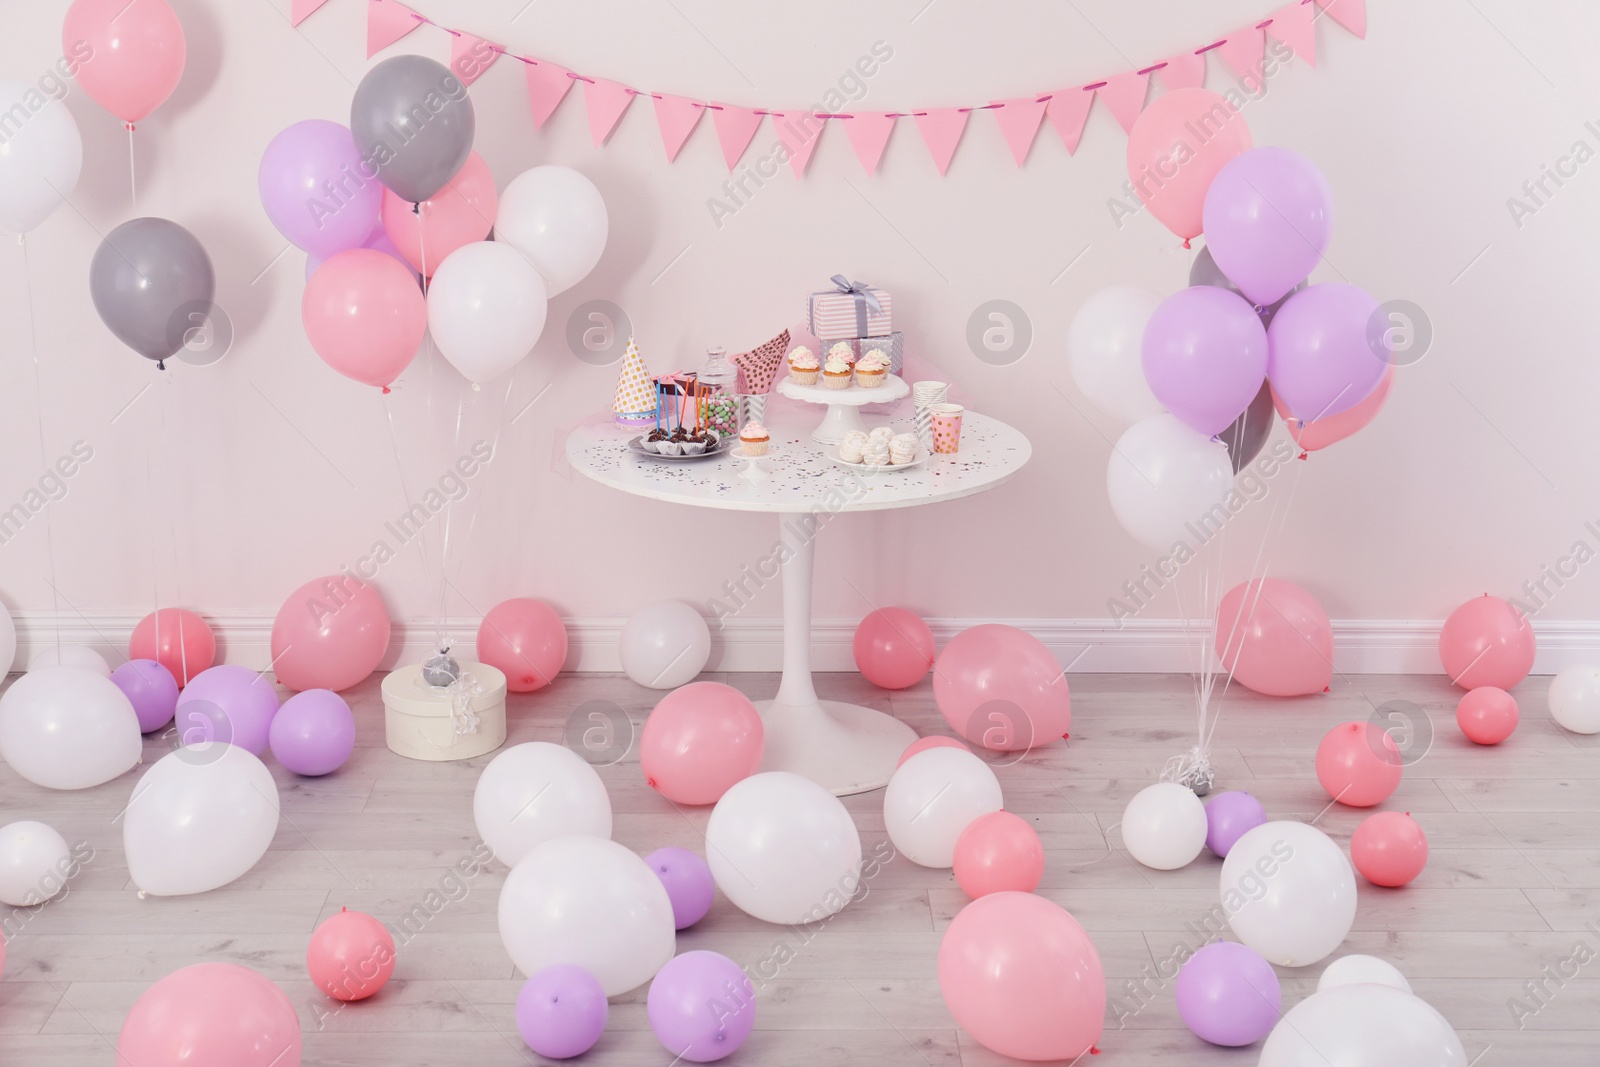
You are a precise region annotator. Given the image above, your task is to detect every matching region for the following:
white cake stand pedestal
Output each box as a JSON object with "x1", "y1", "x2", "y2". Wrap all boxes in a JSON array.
[{"x1": 777, "y1": 374, "x2": 909, "y2": 444}]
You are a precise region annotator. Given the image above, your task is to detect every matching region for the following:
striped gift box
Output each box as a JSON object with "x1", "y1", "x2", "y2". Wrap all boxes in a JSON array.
[{"x1": 806, "y1": 278, "x2": 892, "y2": 340}]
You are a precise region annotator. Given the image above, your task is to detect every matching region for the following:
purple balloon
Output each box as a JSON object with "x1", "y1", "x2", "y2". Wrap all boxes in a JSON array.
[
  {"x1": 259, "y1": 119, "x2": 382, "y2": 259},
  {"x1": 1267, "y1": 283, "x2": 1388, "y2": 421},
  {"x1": 174, "y1": 664, "x2": 282, "y2": 756},
  {"x1": 111, "y1": 659, "x2": 179, "y2": 734},
  {"x1": 516, "y1": 965, "x2": 607, "y2": 1060},
  {"x1": 1142, "y1": 286, "x2": 1268, "y2": 436},
  {"x1": 305, "y1": 219, "x2": 414, "y2": 282},
  {"x1": 1204, "y1": 790, "x2": 1267, "y2": 857},
  {"x1": 1202, "y1": 147, "x2": 1332, "y2": 307},
  {"x1": 1174, "y1": 941, "x2": 1281, "y2": 1046},
  {"x1": 268, "y1": 688, "x2": 356, "y2": 776},
  {"x1": 647, "y1": 951, "x2": 755, "y2": 1063},
  {"x1": 645, "y1": 847, "x2": 715, "y2": 930}
]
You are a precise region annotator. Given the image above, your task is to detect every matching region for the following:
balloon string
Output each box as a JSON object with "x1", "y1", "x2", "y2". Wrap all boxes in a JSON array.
[
  {"x1": 434, "y1": 384, "x2": 467, "y2": 650},
  {"x1": 380, "y1": 390, "x2": 432, "y2": 578},
  {"x1": 127, "y1": 124, "x2": 136, "y2": 206},
  {"x1": 449, "y1": 376, "x2": 514, "y2": 590},
  {"x1": 20, "y1": 236, "x2": 63, "y2": 657},
  {"x1": 158, "y1": 380, "x2": 186, "y2": 680}
]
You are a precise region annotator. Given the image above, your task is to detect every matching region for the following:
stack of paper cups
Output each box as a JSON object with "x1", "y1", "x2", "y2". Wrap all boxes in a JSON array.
[
  {"x1": 913, "y1": 381, "x2": 948, "y2": 452},
  {"x1": 741, "y1": 394, "x2": 767, "y2": 427}
]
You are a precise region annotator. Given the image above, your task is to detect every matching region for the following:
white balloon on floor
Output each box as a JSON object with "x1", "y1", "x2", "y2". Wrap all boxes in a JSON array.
[
  {"x1": 495, "y1": 165, "x2": 608, "y2": 297},
  {"x1": 0, "y1": 820, "x2": 71, "y2": 907},
  {"x1": 498, "y1": 836, "x2": 675, "y2": 996},
  {"x1": 1548, "y1": 664, "x2": 1600, "y2": 734},
  {"x1": 1121, "y1": 782, "x2": 1208, "y2": 870},
  {"x1": 706, "y1": 771, "x2": 863, "y2": 924},
  {"x1": 884, "y1": 748, "x2": 1002, "y2": 868},
  {"x1": 1317, "y1": 954, "x2": 1412, "y2": 994},
  {"x1": 0, "y1": 666, "x2": 141, "y2": 789},
  {"x1": 473, "y1": 742, "x2": 613, "y2": 867},
  {"x1": 124, "y1": 744, "x2": 281, "y2": 896},
  {"x1": 619, "y1": 601, "x2": 711, "y2": 690},
  {"x1": 1258, "y1": 983, "x2": 1466, "y2": 1067},
  {"x1": 26, "y1": 643, "x2": 111, "y2": 676},
  {"x1": 1066, "y1": 285, "x2": 1164, "y2": 425},
  {"x1": 1222, "y1": 821, "x2": 1356, "y2": 967}
]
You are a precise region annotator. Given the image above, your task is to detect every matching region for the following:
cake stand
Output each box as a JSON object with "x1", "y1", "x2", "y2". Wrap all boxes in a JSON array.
[{"x1": 777, "y1": 374, "x2": 910, "y2": 444}]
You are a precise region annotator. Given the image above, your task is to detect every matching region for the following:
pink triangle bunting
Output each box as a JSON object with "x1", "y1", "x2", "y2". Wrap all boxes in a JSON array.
[
  {"x1": 291, "y1": 0, "x2": 332, "y2": 27},
  {"x1": 1313, "y1": 0, "x2": 1366, "y2": 39},
  {"x1": 843, "y1": 112, "x2": 896, "y2": 175},
  {"x1": 584, "y1": 79, "x2": 635, "y2": 146},
  {"x1": 1216, "y1": 26, "x2": 1266, "y2": 83},
  {"x1": 367, "y1": 0, "x2": 422, "y2": 58},
  {"x1": 1097, "y1": 71, "x2": 1149, "y2": 133},
  {"x1": 992, "y1": 97, "x2": 1048, "y2": 166},
  {"x1": 711, "y1": 103, "x2": 764, "y2": 171},
  {"x1": 525, "y1": 62, "x2": 575, "y2": 128},
  {"x1": 1046, "y1": 87, "x2": 1094, "y2": 154},
  {"x1": 1158, "y1": 51, "x2": 1207, "y2": 89},
  {"x1": 771, "y1": 112, "x2": 823, "y2": 177},
  {"x1": 451, "y1": 32, "x2": 501, "y2": 86},
  {"x1": 653, "y1": 94, "x2": 704, "y2": 163},
  {"x1": 914, "y1": 108, "x2": 969, "y2": 176},
  {"x1": 1266, "y1": 2, "x2": 1317, "y2": 65}
]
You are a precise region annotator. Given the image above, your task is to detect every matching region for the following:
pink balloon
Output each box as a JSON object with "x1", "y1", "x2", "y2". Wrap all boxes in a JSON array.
[
  {"x1": 1215, "y1": 578, "x2": 1332, "y2": 697},
  {"x1": 1315, "y1": 721, "x2": 1402, "y2": 808},
  {"x1": 1351, "y1": 811, "x2": 1428, "y2": 887},
  {"x1": 933, "y1": 625, "x2": 1070, "y2": 751},
  {"x1": 64, "y1": 0, "x2": 187, "y2": 125},
  {"x1": 1268, "y1": 284, "x2": 1389, "y2": 422},
  {"x1": 1125, "y1": 88, "x2": 1252, "y2": 242},
  {"x1": 1439, "y1": 595, "x2": 1535, "y2": 691},
  {"x1": 306, "y1": 221, "x2": 417, "y2": 282},
  {"x1": 1273, "y1": 363, "x2": 1394, "y2": 452},
  {"x1": 640, "y1": 681, "x2": 765, "y2": 806},
  {"x1": 130, "y1": 607, "x2": 215, "y2": 686},
  {"x1": 270, "y1": 575, "x2": 392, "y2": 693},
  {"x1": 1202, "y1": 147, "x2": 1333, "y2": 306},
  {"x1": 952, "y1": 811, "x2": 1045, "y2": 899},
  {"x1": 938, "y1": 891, "x2": 1103, "y2": 1060},
  {"x1": 382, "y1": 151, "x2": 498, "y2": 277},
  {"x1": 301, "y1": 248, "x2": 425, "y2": 390},
  {"x1": 117, "y1": 962, "x2": 301, "y2": 1067},
  {"x1": 898, "y1": 735, "x2": 969, "y2": 768},
  {"x1": 1457, "y1": 686, "x2": 1518, "y2": 745},
  {"x1": 307, "y1": 907, "x2": 396, "y2": 1001},
  {"x1": 853, "y1": 607, "x2": 935, "y2": 690},
  {"x1": 476, "y1": 598, "x2": 568, "y2": 693},
  {"x1": 1142, "y1": 286, "x2": 1268, "y2": 436}
]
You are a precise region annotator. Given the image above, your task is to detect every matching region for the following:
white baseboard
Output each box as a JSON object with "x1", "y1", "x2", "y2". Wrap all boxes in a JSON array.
[{"x1": 9, "y1": 612, "x2": 1600, "y2": 676}]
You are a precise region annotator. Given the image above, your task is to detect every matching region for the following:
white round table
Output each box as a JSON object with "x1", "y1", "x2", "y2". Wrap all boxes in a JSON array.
[{"x1": 565, "y1": 405, "x2": 1031, "y2": 795}]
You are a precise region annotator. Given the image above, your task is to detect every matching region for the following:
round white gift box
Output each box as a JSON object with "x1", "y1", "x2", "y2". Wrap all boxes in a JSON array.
[{"x1": 381, "y1": 661, "x2": 507, "y2": 761}]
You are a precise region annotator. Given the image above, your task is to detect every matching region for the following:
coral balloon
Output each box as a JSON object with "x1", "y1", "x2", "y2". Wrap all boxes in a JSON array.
[
  {"x1": 130, "y1": 607, "x2": 214, "y2": 686},
  {"x1": 1125, "y1": 88, "x2": 1252, "y2": 242},
  {"x1": 1351, "y1": 811, "x2": 1428, "y2": 887},
  {"x1": 302, "y1": 248, "x2": 426, "y2": 390},
  {"x1": 1216, "y1": 578, "x2": 1332, "y2": 697},
  {"x1": 1315, "y1": 721, "x2": 1402, "y2": 807},
  {"x1": 307, "y1": 907, "x2": 395, "y2": 1001},
  {"x1": 1457, "y1": 686, "x2": 1518, "y2": 745},
  {"x1": 853, "y1": 607, "x2": 935, "y2": 689},
  {"x1": 933, "y1": 624, "x2": 1070, "y2": 751},
  {"x1": 1274, "y1": 364, "x2": 1394, "y2": 452},
  {"x1": 175, "y1": 664, "x2": 282, "y2": 756},
  {"x1": 477, "y1": 598, "x2": 567, "y2": 692},
  {"x1": 118, "y1": 963, "x2": 300, "y2": 1067},
  {"x1": 938, "y1": 891, "x2": 1103, "y2": 1061},
  {"x1": 110, "y1": 659, "x2": 179, "y2": 733},
  {"x1": 382, "y1": 151, "x2": 497, "y2": 276},
  {"x1": 952, "y1": 811, "x2": 1045, "y2": 898},
  {"x1": 641, "y1": 682, "x2": 764, "y2": 806},
  {"x1": 270, "y1": 575, "x2": 392, "y2": 692},
  {"x1": 1439, "y1": 594, "x2": 1536, "y2": 690},
  {"x1": 64, "y1": 0, "x2": 186, "y2": 125},
  {"x1": 897, "y1": 735, "x2": 969, "y2": 768}
]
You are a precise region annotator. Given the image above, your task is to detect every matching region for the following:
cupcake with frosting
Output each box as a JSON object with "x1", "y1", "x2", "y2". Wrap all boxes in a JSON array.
[
  {"x1": 854, "y1": 349, "x2": 889, "y2": 389},
  {"x1": 827, "y1": 341, "x2": 856, "y2": 364},
  {"x1": 787, "y1": 346, "x2": 819, "y2": 385},
  {"x1": 739, "y1": 420, "x2": 770, "y2": 456},
  {"x1": 823, "y1": 353, "x2": 853, "y2": 390}
]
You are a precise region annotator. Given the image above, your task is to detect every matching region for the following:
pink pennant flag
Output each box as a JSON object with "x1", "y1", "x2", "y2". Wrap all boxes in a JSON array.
[
  {"x1": 1313, "y1": 0, "x2": 1366, "y2": 38},
  {"x1": 1158, "y1": 51, "x2": 1207, "y2": 89},
  {"x1": 291, "y1": 0, "x2": 332, "y2": 27},
  {"x1": 1097, "y1": 71, "x2": 1149, "y2": 133},
  {"x1": 992, "y1": 97, "x2": 1048, "y2": 166},
  {"x1": 1216, "y1": 26, "x2": 1266, "y2": 83},
  {"x1": 451, "y1": 32, "x2": 501, "y2": 86},
  {"x1": 1046, "y1": 87, "x2": 1093, "y2": 154},
  {"x1": 525, "y1": 62, "x2": 575, "y2": 128},
  {"x1": 711, "y1": 103, "x2": 764, "y2": 170},
  {"x1": 653, "y1": 94, "x2": 704, "y2": 163},
  {"x1": 584, "y1": 79, "x2": 635, "y2": 146},
  {"x1": 367, "y1": 0, "x2": 422, "y2": 58},
  {"x1": 843, "y1": 112, "x2": 896, "y2": 175},
  {"x1": 914, "y1": 108, "x2": 969, "y2": 176},
  {"x1": 1266, "y1": 2, "x2": 1317, "y2": 65},
  {"x1": 771, "y1": 111, "x2": 823, "y2": 177}
]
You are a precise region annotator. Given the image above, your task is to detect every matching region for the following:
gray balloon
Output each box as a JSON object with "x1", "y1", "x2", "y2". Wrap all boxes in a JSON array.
[
  {"x1": 90, "y1": 218, "x2": 216, "y2": 368},
  {"x1": 1190, "y1": 246, "x2": 1305, "y2": 328},
  {"x1": 1221, "y1": 381, "x2": 1275, "y2": 473},
  {"x1": 350, "y1": 55, "x2": 475, "y2": 204}
]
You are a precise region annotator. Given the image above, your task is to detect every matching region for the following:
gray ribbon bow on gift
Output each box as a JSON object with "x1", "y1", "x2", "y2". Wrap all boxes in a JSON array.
[{"x1": 830, "y1": 274, "x2": 882, "y2": 336}]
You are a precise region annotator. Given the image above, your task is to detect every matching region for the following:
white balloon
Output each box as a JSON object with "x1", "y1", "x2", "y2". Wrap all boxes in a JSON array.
[
  {"x1": 473, "y1": 742, "x2": 612, "y2": 867},
  {"x1": 495, "y1": 165, "x2": 608, "y2": 297},
  {"x1": 497, "y1": 836, "x2": 675, "y2": 996},
  {"x1": 427, "y1": 241, "x2": 548, "y2": 384},
  {"x1": 124, "y1": 744, "x2": 280, "y2": 896},
  {"x1": 1318, "y1": 954, "x2": 1412, "y2": 994},
  {"x1": 0, "y1": 80, "x2": 83, "y2": 234},
  {"x1": 1106, "y1": 413, "x2": 1234, "y2": 551},
  {"x1": 706, "y1": 771, "x2": 862, "y2": 924},
  {"x1": 0, "y1": 602, "x2": 15, "y2": 674},
  {"x1": 27, "y1": 643, "x2": 111, "y2": 676},
  {"x1": 1067, "y1": 286, "x2": 1164, "y2": 424},
  {"x1": 1548, "y1": 664, "x2": 1600, "y2": 734},
  {"x1": 1222, "y1": 821, "x2": 1356, "y2": 967},
  {"x1": 1121, "y1": 782, "x2": 1208, "y2": 870},
  {"x1": 0, "y1": 820, "x2": 71, "y2": 907},
  {"x1": 619, "y1": 601, "x2": 711, "y2": 689},
  {"x1": 1259, "y1": 983, "x2": 1466, "y2": 1067},
  {"x1": 0, "y1": 666, "x2": 141, "y2": 789},
  {"x1": 883, "y1": 748, "x2": 1002, "y2": 868}
]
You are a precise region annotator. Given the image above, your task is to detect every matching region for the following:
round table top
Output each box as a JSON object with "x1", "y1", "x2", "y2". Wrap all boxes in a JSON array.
[{"x1": 564, "y1": 407, "x2": 1031, "y2": 514}]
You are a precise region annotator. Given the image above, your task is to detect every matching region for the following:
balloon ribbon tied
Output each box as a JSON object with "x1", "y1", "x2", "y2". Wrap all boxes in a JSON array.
[
  {"x1": 1161, "y1": 746, "x2": 1215, "y2": 796},
  {"x1": 446, "y1": 669, "x2": 483, "y2": 740}
]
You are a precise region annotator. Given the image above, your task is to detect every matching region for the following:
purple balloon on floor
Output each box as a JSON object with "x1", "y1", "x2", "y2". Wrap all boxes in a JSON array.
[
  {"x1": 516, "y1": 965, "x2": 607, "y2": 1059},
  {"x1": 647, "y1": 951, "x2": 755, "y2": 1063},
  {"x1": 269, "y1": 689, "x2": 356, "y2": 776},
  {"x1": 645, "y1": 846, "x2": 715, "y2": 929},
  {"x1": 1204, "y1": 790, "x2": 1267, "y2": 857},
  {"x1": 1175, "y1": 940, "x2": 1281, "y2": 1046},
  {"x1": 111, "y1": 659, "x2": 180, "y2": 733},
  {"x1": 174, "y1": 664, "x2": 282, "y2": 755}
]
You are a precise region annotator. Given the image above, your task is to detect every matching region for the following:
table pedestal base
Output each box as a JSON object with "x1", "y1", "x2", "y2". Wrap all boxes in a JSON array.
[{"x1": 757, "y1": 697, "x2": 917, "y2": 795}]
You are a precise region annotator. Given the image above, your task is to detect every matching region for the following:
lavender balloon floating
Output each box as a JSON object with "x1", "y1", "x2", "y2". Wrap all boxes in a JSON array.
[
  {"x1": 647, "y1": 951, "x2": 755, "y2": 1063},
  {"x1": 111, "y1": 659, "x2": 180, "y2": 734},
  {"x1": 173, "y1": 665, "x2": 282, "y2": 756},
  {"x1": 1201, "y1": 146, "x2": 1333, "y2": 307},
  {"x1": 268, "y1": 689, "x2": 356, "y2": 776},
  {"x1": 645, "y1": 847, "x2": 715, "y2": 930},
  {"x1": 1141, "y1": 286, "x2": 1268, "y2": 437},
  {"x1": 259, "y1": 119, "x2": 382, "y2": 259},
  {"x1": 1174, "y1": 940, "x2": 1281, "y2": 1046},
  {"x1": 1204, "y1": 791, "x2": 1268, "y2": 857},
  {"x1": 1267, "y1": 283, "x2": 1389, "y2": 422},
  {"x1": 516, "y1": 965, "x2": 607, "y2": 1060}
]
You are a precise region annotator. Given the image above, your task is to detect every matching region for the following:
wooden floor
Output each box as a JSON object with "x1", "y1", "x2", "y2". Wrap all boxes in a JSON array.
[{"x1": 1, "y1": 669, "x2": 1597, "y2": 1065}]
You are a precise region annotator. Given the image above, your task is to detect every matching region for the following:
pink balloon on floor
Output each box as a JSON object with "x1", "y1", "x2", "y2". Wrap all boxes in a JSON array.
[
  {"x1": 640, "y1": 681, "x2": 764, "y2": 806},
  {"x1": 307, "y1": 907, "x2": 395, "y2": 1001},
  {"x1": 853, "y1": 607, "x2": 936, "y2": 690},
  {"x1": 477, "y1": 598, "x2": 567, "y2": 692},
  {"x1": 898, "y1": 735, "x2": 969, "y2": 768},
  {"x1": 1315, "y1": 721, "x2": 1402, "y2": 807},
  {"x1": 117, "y1": 962, "x2": 301, "y2": 1067},
  {"x1": 1439, "y1": 594, "x2": 1535, "y2": 690},
  {"x1": 1215, "y1": 578, "x2": 1332, "y2": 697},
  {"x1": 129, "y1": 607, "x2": 215, "y2": 686},
  {"x1": 933, "y1": 624, "x2": 1070, "y2": 751},
  {"x1": 1274, "y1": 364, "x2": 1394, "y2": 452},
  {"x1": 952, "y1": 811, "x2": 1045, "y2": 898},
  {"x1": 1457, "y1": 686, "x2": 1518, "y2": 745},
  {"x1": 270, "y1": 576, "x2": 392, "y2": 692},
  {"x1": 1351, "y1": 811, "x2": 1428, "y2": 887}
]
